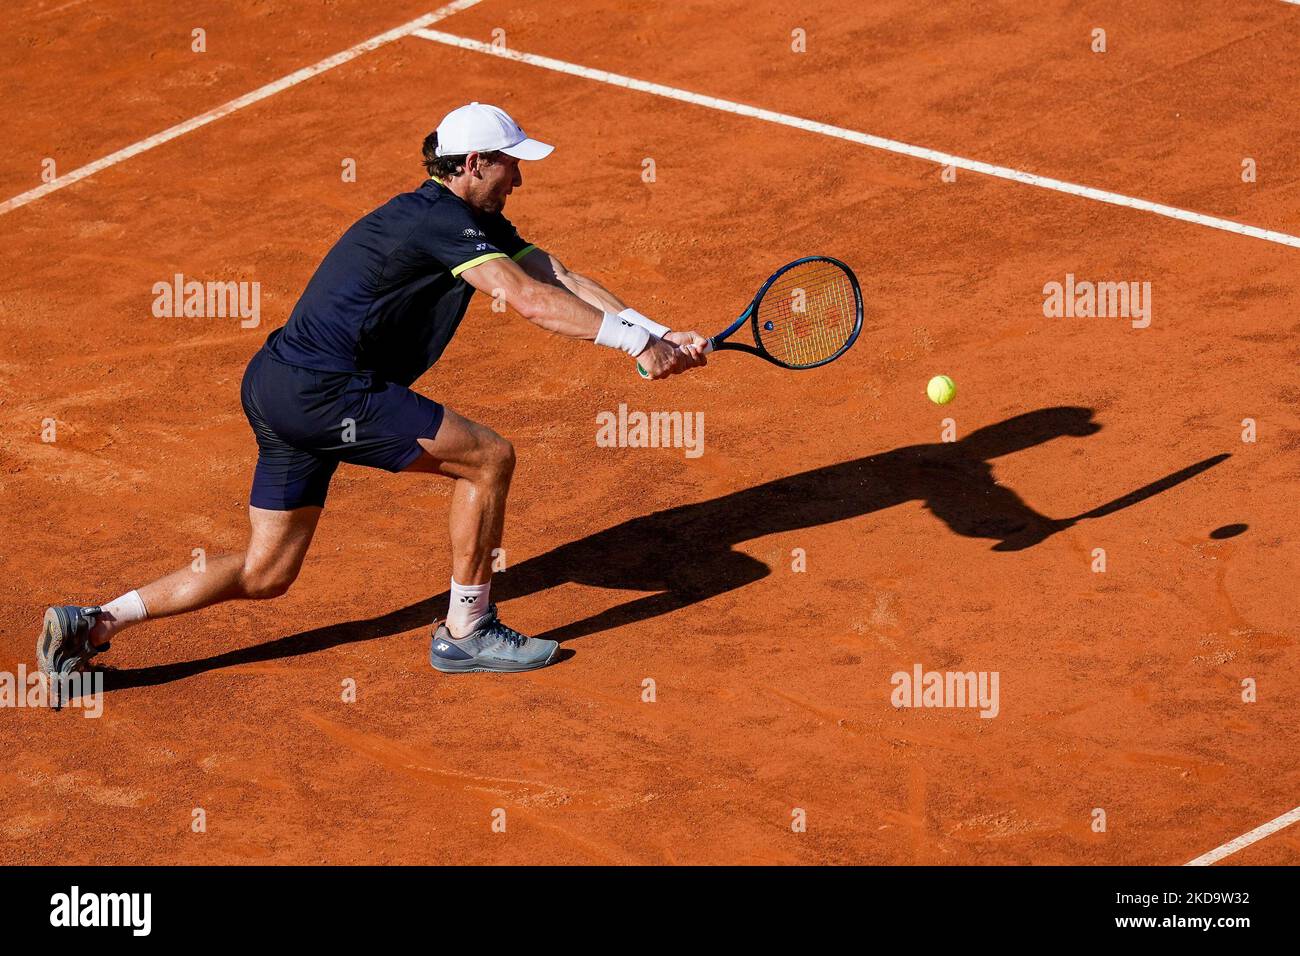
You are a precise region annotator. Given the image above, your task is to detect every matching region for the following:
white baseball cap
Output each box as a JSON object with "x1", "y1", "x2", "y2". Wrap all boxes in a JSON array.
[{"x1": 434, "y1": 102, "x2": 554, "y2": 160}]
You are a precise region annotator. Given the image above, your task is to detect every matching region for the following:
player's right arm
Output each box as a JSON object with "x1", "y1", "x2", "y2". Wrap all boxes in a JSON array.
[{"x1": 459, "y1": 256, "x2": 693, "y2": 379}]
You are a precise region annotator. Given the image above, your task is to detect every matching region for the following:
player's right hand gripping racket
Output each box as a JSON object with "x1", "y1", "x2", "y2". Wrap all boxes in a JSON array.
[{"x1": 638, "y1": 255, "x2": 863, "y2": 377}]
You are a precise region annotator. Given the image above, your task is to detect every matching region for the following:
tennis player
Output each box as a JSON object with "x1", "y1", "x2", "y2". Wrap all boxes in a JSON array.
[{"x1": 38, "y1": 102, "x2": 707, "y2": 679}]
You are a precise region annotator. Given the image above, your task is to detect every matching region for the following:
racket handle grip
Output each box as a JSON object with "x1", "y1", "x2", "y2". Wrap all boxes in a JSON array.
[{"x1": 636, "y1": 339, "x2": 713, "y2": 377}]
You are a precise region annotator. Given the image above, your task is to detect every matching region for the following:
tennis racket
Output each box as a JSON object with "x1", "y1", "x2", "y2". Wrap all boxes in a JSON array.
[{"x1": 637, "y1": 255, "x2": 863, "y2": 377}]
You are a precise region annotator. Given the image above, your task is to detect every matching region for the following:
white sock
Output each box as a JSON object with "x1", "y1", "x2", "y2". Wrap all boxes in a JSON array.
[
  {"x1": 91, "y1": 589, "x2": 148, "y2": 645},
  {"x1": 447, "y1": 578, "x2": 491, "y2": 638}
]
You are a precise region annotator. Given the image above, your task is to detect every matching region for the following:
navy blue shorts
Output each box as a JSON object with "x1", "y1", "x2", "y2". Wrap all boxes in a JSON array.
[{"x1": 240, "y1": 348, "x2": 444, "y2": 510}]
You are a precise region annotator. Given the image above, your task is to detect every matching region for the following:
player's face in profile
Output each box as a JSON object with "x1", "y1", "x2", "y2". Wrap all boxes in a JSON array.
[{"x1": 474, "y1": 154, "x2": 523, "y2": 214}]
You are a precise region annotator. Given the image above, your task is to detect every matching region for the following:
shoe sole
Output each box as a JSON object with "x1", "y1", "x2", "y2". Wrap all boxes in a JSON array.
[
  {"x1": 36, "y1": 606, "x2": 69, "y2": 677},
  {"x1": 37, "y1": 606, "x2": 78, "y2": 711},
  {"x1": 429, "y1": 642, "x2": 559, "y2": 674}
]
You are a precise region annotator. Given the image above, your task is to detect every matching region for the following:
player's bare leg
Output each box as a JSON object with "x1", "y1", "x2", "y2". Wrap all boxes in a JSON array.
[
  {"x1": 37, "y1": 507, "x2": 320, "y2": 679},
  {"x1": 405, "y1": 407, "x2": 514, "y2": 591},
  {"x1": 405, "y1": 406, "x2": 557, "y2": 672},
  {"x1": 130, "y1": 506, "x2": 322, "y2": 627}
]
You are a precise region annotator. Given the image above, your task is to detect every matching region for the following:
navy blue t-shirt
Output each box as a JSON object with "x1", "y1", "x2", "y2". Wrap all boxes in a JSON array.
[{"x1": 267, "y1": 178, "x2": 535, "y2": 386}]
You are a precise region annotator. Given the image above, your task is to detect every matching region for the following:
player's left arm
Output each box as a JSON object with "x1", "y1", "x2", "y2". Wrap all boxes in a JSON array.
[
  {"x1": 517, "y1": 247, "x2": 707, "y2": 353},
  {"x1": 517, "y1": 247, "x2": 626, "y2": 313}
]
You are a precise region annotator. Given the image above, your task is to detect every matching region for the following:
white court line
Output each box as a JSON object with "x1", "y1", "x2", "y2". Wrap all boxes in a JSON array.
[
  {"x1": 413, "y1": 28, "x2": 1300, "y2": 251},
  {"x1": 0, "y1": 1, "x2": 483, "y2": 216},
  {"x1": 1186, "y1": 805, "x2": 1300, "y2": 866}
]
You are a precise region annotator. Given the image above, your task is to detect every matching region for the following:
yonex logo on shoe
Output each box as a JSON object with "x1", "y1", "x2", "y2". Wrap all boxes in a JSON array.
[
  {"x1": 436, "y1": 642, "x2": 450, "y2": 652},
  {"x1": 0, "y1": 666, "x2": 102, "y2": 718}
]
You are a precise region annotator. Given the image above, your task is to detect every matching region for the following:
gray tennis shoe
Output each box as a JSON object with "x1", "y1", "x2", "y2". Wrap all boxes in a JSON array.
[
  {"x1": 429, "y1": 604, "x2": 558, "y2": 673},
  {"x1": 37, "y1": 605, "x2": 107, "y2": 679}
]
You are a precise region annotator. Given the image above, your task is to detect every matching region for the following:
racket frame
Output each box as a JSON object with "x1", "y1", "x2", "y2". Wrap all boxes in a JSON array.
[
  {"x1": 636, "y1": 255, "x2": 863, "y2": 377},
  {"x1": 708, "y1": 255, "x2": 863, "y2": 369}
]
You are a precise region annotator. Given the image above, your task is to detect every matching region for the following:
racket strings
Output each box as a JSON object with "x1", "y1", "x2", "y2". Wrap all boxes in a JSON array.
[{"x1": 755, "y1": 261, "x2": 858, "y2": 367}]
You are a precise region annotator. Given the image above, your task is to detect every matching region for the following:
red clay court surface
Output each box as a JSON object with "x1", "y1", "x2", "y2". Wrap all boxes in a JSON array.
[{"x1": 2, "y1": 0, "x2": 1299, "y2": 865}]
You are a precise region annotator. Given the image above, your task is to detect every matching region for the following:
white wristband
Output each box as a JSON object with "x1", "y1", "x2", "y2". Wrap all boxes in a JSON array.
[
  {"x1": 595, "y1": 311, "x2": 652, "y2": 356},
  {"x1": 618, "y1": 307, "x2": 671, "y2": 339}
]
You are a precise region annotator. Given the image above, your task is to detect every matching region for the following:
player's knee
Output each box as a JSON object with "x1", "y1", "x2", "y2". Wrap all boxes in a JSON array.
[
  {"x1": 482, "y1": 434, "x2": 516, "y2": 481},
  {"x1": 239, "y1": 560, "x2": 297, "y2": 600}
]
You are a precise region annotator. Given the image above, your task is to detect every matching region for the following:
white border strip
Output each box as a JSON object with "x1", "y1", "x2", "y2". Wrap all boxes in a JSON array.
[
  {"x1": 1186, "y1": 805, "x2": 1300, "y2": 866},
  {"x1": 0, "y1": 1, "x2": 483, "y2": 216},
  {"x1": 413, "y1": 28, "x2": 1300, "y2": 251}
]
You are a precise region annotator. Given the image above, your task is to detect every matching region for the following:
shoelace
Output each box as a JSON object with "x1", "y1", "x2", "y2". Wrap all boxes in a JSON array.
[{"x1": 481, "y1": 607, "x2": 528, "y2": 648}]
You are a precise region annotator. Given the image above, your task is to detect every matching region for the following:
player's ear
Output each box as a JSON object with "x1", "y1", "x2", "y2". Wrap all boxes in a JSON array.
[{"x1": 465, "y1": 151, "x2": 483, "y2": 177}]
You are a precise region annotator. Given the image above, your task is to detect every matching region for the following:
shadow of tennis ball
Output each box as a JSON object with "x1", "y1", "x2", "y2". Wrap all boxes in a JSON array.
[{"x1": 1209, "y1": 523, "x2": 1247, "y2": 540}]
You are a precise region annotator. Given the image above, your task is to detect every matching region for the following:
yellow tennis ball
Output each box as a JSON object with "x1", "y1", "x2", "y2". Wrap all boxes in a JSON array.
[{"x1": 927, "y1": 374, "x2": 956, "y2": 404}]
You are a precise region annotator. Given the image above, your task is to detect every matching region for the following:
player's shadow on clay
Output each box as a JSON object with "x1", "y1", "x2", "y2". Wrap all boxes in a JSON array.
[{"x1": 101, "y1": 406, "x2": 1229, "y2": 688}]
